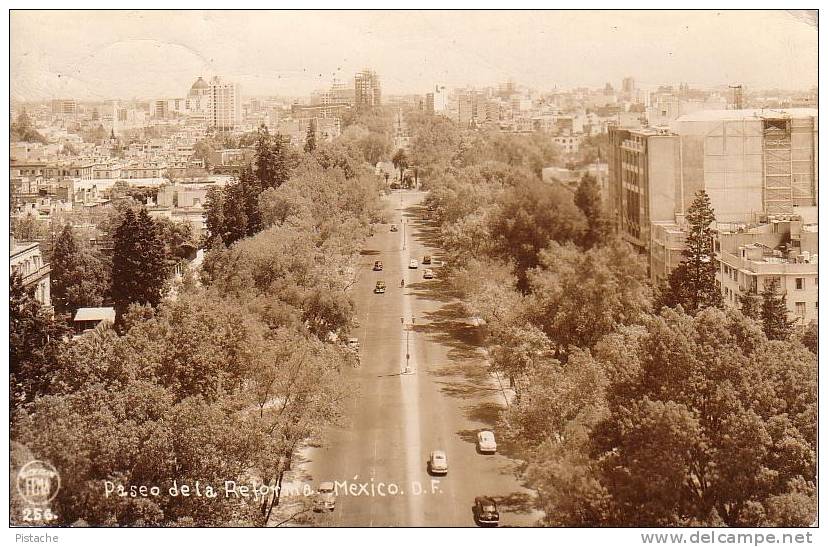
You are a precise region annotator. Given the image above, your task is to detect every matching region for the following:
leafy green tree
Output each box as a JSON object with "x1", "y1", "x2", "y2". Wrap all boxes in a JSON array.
[
  {"x1": 589, "y1": 307, "x2": 816, "y2": 526},
  {"x1": 659, "y1": 190, "x2": 722, "y2": 314},
  {"x1": 10, "y1": 273, "x2": 71, "y2": 409},
  {"x1": 392, "y1": 148, "x2": 409, "y2": 182},
  {"x1": 489, "y1": 179, "x2": 586, "y2": 290},
  {"x1": 574, "y1": 172, "x2": 611, "y2": 249},
  {"x1": 739, "y1": 292, "x2": 762, "y2": 320},
  {"x1": 304, "y1": 119, "x2": 317, "y2": 153},
  {"x1": 50, "y1": 224, "x2": 109, "y2": 314},
  {"x1": 221, "y1": 179, "x2": 250, "y2": 245},
  {"x1": 111, "y1": 208, "x2": 168, "y2": 319},
  {"x1": 254, "y1": 124, "x2": 291, "y2": 190},
  {"x1": 12, "y1": 213, "x2": 49, "y2": 241},
  {"x1": 311, "y1": 141, "x2": 364, "y2": 179},
  {"x1": 204, "y1": 186, "x2": 225, "y2": 245},
  {"x1": 796, "y1": 321, "x2": 817, "y2": 355},
  {"x1": 154, "y1": 217, "x2": 195, "y2": 262},
  {"x1": 761, "y1": 278, "x2": 794, "y2": 340},
  {"x1": 528, "y1": 240, "x2": 652, "y2": 356},
  {"x1": 405, "y1": 111, "x2": 461, "y2": 177}
]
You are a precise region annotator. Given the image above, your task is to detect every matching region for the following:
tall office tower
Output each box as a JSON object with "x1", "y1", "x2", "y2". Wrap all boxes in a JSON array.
[
  {"x1": 208, "y1": 76, "x2": 241, "y2": 131},
  {"x1": 354, "y1": 69, "x2": 381, "y2": 108}
]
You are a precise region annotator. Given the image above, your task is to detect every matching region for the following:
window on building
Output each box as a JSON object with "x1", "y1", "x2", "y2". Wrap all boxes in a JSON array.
[
  {"x1": 795, "y1": 302, "x2": 806, "y2": 317},
  {"x1": 795, "y1": 278, "x2": 804, "y2": 290}
]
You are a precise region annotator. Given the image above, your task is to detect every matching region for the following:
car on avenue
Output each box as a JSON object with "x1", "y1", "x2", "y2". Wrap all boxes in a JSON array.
[
  {"x1": 409, "y1": 259, "x2": 419, "y2": 269},
  {"x1": 375, "y1": 281, "x2": 386, "y2": 294},
  {"x1": 422, "y1": 255, "x2": 432, "y2": 265},
  {"x1": 423, "y1": 268, "x2": 434, "y2": 279},
  {"x1": 373, "y1": 260, "x2": 383, "y2": 271},
  {"x1": 390, "y1": 224, "x2": 399, "y2": 232},
  {"x1": 314, "y1": 481, "x2": 336, "y2": 512},
  {"x1": 427, "y1": 450, "x2": 448, "y2": 475},
  {"x1": 477, "y1": 431, "x2": 497, "y2": 454},
  {"x1": 474, "y1": 496, "x2": 499, "y2": 526}
]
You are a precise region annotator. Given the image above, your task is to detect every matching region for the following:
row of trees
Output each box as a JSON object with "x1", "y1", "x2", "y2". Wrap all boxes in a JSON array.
[
  {"x1": 12, "y1": 113, "x2": 392, "y2": 526},
  {"x1": 416, "y1": 114, "x2": 816, "y2": 526},
  {"x1": 47, "y1": 207, "x2": 194, "y2": 318}
]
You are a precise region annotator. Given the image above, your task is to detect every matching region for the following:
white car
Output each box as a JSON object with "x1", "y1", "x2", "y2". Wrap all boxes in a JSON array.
[
  {"x1": 477, "y1": 431, "x2": 497, "y2": 454},
  {"x1": 428, "y1": 450, "x2": 448, "y2": 475},
  {"x1": 409, "y1": 259, "x2": 419, "y2": 269},
  {"x1": 314, "y1": 481, "x2": 336, "y2": 511},
  {"x1": 423, "y1": 268, "x2": 434, "y2": 279}
]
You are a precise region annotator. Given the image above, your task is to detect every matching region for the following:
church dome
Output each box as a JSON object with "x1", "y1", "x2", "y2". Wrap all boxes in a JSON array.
[{"x1": 189, "y1": 77, "x2": 208, "y2": 95}]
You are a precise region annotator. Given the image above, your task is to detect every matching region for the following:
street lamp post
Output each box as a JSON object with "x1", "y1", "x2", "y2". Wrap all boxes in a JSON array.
[
  {"x1": 402, "y1": 316, "x2": 415, "y2": 375},
  {"x1": 402, "y1": 218, "x2": 406, "y2": 250}
]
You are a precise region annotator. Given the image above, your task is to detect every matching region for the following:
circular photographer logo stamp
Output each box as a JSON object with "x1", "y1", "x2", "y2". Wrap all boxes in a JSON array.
[{"x1": 17, "y1": 460, "x2": 61, "y2": 506}]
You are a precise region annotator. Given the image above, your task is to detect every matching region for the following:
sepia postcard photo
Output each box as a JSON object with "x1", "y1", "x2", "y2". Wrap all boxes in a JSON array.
[{"x1": 5, "y1": 7, "x2": 820, "y2": 545}]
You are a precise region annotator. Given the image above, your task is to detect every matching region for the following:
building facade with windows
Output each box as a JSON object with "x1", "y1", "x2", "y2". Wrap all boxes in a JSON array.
[
  {"x1": 714, "y1": 217, "x2": 818, "y2": 325},
  {"x1": 208, "y1": 77, "x2": 241, "y2": 131},
  {"x1": 354, "y1": 70, "x2": 381, "y2": 108},
  {"x1": 11, "y1": 238, "x2": 51, "y2": 308},
  {"x1": 609, "y1": 108, "x2": 818, "y2": 258}
]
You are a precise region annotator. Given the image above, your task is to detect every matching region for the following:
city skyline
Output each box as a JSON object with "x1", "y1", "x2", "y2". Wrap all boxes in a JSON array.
[{"x1": 11, "y1": 10, "x2": 818, "y2": 102}]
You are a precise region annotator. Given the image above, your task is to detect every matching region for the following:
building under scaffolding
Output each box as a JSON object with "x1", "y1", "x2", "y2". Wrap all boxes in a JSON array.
[{"x1": 608, "y1": 108, "x2": 818, "y2": 254}]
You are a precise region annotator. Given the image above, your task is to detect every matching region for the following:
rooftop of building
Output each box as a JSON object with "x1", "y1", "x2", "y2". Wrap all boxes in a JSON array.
[
  {"x1": 74, "y1": 307, "x2": 116, "y2": 323},
  {"x1": 674, "y1": 108, "x2": 818, "y2": 122},
  {"x1": 10, "y1": 239, "x2": 40, "y2": 256},
  {"x1": 190, "y1": 77, "x2": 208, "y2": 91}
]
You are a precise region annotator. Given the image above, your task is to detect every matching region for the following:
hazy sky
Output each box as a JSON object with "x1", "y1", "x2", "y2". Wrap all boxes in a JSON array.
[{"x1": 11, "y1": 10, "x2": 818, "y2": 101}]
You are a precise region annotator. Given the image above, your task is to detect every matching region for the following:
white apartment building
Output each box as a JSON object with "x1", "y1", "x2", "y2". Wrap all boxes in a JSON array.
[
  {"x1": 208, "y1": 77, "x2": 241, "y2": 131},
  {"x1": 715, "y1": 217, "x2": 818, "y2": 325}
]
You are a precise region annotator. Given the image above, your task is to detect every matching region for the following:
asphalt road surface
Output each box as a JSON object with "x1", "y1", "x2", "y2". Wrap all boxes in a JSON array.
[{"x1": 291, "y1": 190, "x2": 541, "y2": 527}]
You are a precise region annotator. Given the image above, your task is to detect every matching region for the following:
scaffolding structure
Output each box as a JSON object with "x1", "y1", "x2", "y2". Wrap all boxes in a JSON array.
[{"x1": 762, "y1": 116, "x2": 817, "y2": 215}]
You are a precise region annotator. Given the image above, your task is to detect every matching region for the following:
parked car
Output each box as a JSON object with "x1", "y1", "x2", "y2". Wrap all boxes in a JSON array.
[
  {"x1": 428, "y1": 450, "x2": 448, "y2": 475},
  {"x1": 409, "y1": 259, "x2": 419, "y2": 269},
  {"x1": 390, "y1": 224, "x2": 399, "y2": 232},
  {"x1": 474, "y1": 496, "x2": 499, "y2": 526},
  {"x1": 477, "y1": 431, "x2": 497, "y2": 454},
  {"x1": 373, "y1": 260, "x2": 383, "y2": 271},
  {"x1": 314, "y1": 481, "x2": 336, "y2": 512},
  {"x1": 346, "y1": 337, "x2": 359, "y2": 351},
  {"x1": 422, "y1": 255, "x2": 432, "y2": 265},
  {"x1": 375, "y1": 281, "x2": 386, "y2": 294},
  {"x1": 423, "y1": 268, "x2": 434, "y2": 279}
]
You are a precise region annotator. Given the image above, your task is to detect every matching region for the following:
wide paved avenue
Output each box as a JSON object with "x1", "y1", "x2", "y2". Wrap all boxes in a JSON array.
[{"x1": 291, "y1": 190, "x2": 540, "y2": 527}]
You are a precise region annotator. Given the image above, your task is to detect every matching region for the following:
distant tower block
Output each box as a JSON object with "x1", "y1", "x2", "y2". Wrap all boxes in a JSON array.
[{"x1": 729, "y1": 84, "x2": 744, "y2": 109}]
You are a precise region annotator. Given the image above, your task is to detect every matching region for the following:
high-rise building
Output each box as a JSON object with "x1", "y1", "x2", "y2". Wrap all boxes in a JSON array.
[
  {"x1": 354, "y1": 70, "x2": 381, "y2": 108},
  {"x1": 606, "y1": 96, "x2": 819, "y2": 330},
  {"x1": 207, "y1": 76, "x2": 241, "y2": 131},
  {"x1": 458, "y1": 90, "x2": 485, "y2": 127},
  {"x1": 51, "y1": 99, "x2": 77, "y2": 119},
  {"x1": 609, "y1": 108, "x2": 818, "y2": 285}
]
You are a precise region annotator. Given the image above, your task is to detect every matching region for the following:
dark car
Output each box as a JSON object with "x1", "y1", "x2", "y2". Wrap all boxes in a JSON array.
[
  {"x1": 373, "y1": 260, "x2": 383, "y2": 271},
  {"x1": 474, "y1": 496, "x2": 499, "y2": 527},
  {"x1": 422, "y1": 255, "x2": 432, "y2": 265}
]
